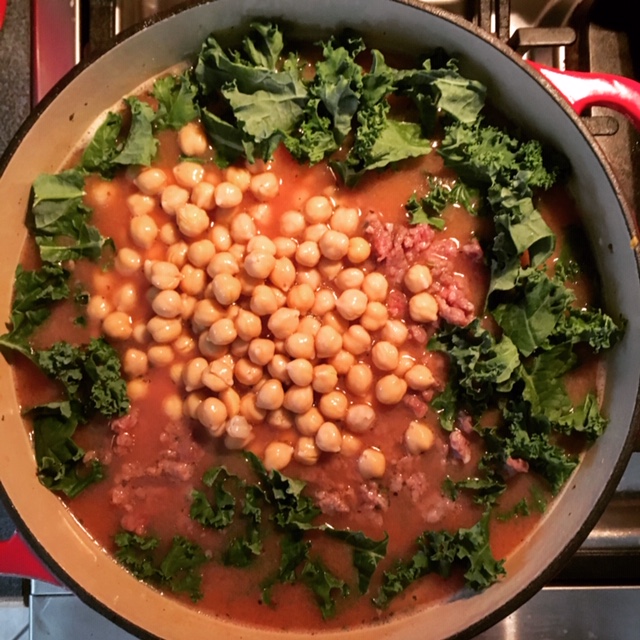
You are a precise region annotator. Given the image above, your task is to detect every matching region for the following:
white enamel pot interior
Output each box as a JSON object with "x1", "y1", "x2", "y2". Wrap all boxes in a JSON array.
[{"x1": 1, "y1": 1, "x2": 640, "y2": 638}]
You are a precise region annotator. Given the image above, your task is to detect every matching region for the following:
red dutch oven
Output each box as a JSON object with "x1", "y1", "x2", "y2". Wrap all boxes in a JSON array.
[{"x1": 1, "y1": 1, "x2": 640, "y2": 638}]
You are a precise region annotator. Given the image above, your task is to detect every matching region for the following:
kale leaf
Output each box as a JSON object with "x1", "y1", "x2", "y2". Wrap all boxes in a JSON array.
[{"x1": 152, "y1": 73, "x2": 200, "y2": 130}]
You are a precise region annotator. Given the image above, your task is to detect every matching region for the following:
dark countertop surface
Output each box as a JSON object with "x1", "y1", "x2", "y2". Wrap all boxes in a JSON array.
[{"x1": 0, "y1": 0, "x2": 30, "y2": 599}]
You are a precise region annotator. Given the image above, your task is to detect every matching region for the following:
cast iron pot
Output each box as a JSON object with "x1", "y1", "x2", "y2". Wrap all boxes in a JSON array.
[{"x1": 1, "y1": 1, "x2": 640, "y2": 638}]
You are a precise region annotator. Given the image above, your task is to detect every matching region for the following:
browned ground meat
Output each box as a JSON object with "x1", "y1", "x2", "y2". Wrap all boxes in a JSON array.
[
  {"x1": 449, "y1": 429, "x2": 472, "y2": 464},
  {"x1": 364, "y1": 215, "x2": 481, "y2": 328}
]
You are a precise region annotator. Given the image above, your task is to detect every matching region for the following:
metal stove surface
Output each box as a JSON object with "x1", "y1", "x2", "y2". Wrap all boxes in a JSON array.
[{"x1": 3, "y1": 0, "x2": 640, "y2": 638}]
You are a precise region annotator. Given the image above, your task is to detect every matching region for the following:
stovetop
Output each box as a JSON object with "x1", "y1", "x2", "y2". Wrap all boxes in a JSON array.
[{"x1": 1, "y1": 1, "x2": 640, "y2": 638}]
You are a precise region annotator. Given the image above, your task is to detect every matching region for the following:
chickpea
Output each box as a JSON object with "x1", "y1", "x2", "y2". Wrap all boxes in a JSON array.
[
  {"x1": 287, "y1": 284, "x2": 315, "y2": 313},
  {"x1": 165, "y1": 242, "x2": 188, "y2": 269},
  {"x1": 345, "y1": 404, "x2": 376, "y2": 434},
  {"x1": 180, "y1": 294, "x2": 197, "y2": 321},
  {"x1": 234, "y1": 309, "x2": 262, "y2": 342},
  {"x1": 305, "y1": 223, "x2": 329, "y2": 243},
  {"x1": 127, "y1": 378, "x2": 149, "y2": 401},
  {"x1": 346, "y1": 364, "x2": 373, "y2": 396},
  {"x1": 176, "y1": 203, "x2": 210, "y2": 238},
  {"x1": 320, "y1": 313, "x2": 347, "y2": 337},
  {"x1": 283, "y1": 385, "x2": 314, "y2": 414},
  {"x1": 328, "y1": 350, "x2": 356, "y2": 376},
  {"x1": 239, "y1": 393, "x2": 267, "y2": 424},
  {"x1": 207, "y1": 251, "x2": 239, "y2": 277},
  {"x1": 298, "y1": 316, "x2": 321, "y2": 336},
  {"x1": 201, "y1": 356, "x2": 235, "y2": 392},
  {"x1": 102, "y1": 311, "x2": 132, "y2": 340},
  {"x1": 196, "y1": 333, "x2": 224, "y2": 359},
  {"x1": 197, "y1": 397, "x2": 228, "y2": 436},
  {"x1": 235, "y1": 358, "x2": 263, "y2": 386},
  {"x1": 250, "y1": 172, "x2": 280, "y2": 201},
  {"x1": 318, "y1": 391, "x2": 349, "y2": 421},
  {"x1": 342, "y1": 325, "x2": 372, "y2": 356},
  {"x1": 179, "y1": 264, "x2": 205, "y2": 297},
  {"x1": 187, "y1": 239, "x2": 216, "y2": 268},
  {"x1": 375, "y1": 374, "x2": 408, "y2": 405},
  {"x1": 250, "y1": 284, "x2": 278, "y2": 316},
  {"x1": 159, "y1": 222, "x2": 180, "y2": 245},
  {"x1": 360, "y1": 301, "x2": 389, "y2": 332},
  {"x1": 209, "y1": 273, "x2": 240, "y2": 306},
  {"x1": 191, "y1": 299, "x2": 223, "y2": 329},
  {"x1": 404, "y1": 420, "x2": 435, "y2": 455},
  {"x1": 347, "y1": 237, "x2": 371, "y2": 264},
  {"x1": 268, "y1": 354, "x2": 291, "y2": 384},
  {"x1": 394, "y1": 352, "x2": 415, "y2": 377},
  {"x1": 87, "y1": 295, "x2": 112, "y2": 321},
  {"x1": 314, "y1": 325, "x2": 343, "y2": 358},
  {"x1": 225, "y1": 415, "x2": 254, "y2": 450},
  {"x1": 296, "y1": 268, "x2": 322, "y2": 291},
  {"x1": 264, "y1": 442, "x2": 294, "y2": 471},
  {"x1": 147, "y1": 260, "x2": 182, "y2": 290},
  {"x1": 169, "y1": 362, "x2": 184, "y2": 385},
  {"x1": 244, "y1": 250, "x2": 276, "y2": 279},
  {"x1": 273, "y1": 236, "x2": 297, "y2": 258},
  {"x1": 319, "y1": 229, "x2": 349, "y2": 260},
  {"x1": 409, "y1": 292, "x2": 439, "y2": 323},
  {"x1": 404, "y1": 264, "x2": 433, "y2": 293},
  {"x1": 316, "y1": 422, "x2": 342, "y2": 453},
  {"x1": 372, "y1": 341, "x2": 400, "y2": 371},
  {"x1": 336, "y1": 289, "x2": 368, "y2": 321},
  {"x1": 135, "y1": 168, "x2": 166, "y2": 195},
  {"x1": 244, "y1": 237, "x2": 273, "y2": 257},
  {"x1": 284, "y1": 332, "x2": 316, "y2": 360},
  {"x1": 329, "y1": 206, "x2": 360, "y2": 236},
  {"x1": 304, "y1": 195, "x2": 332, "y2": 223},
  {"x1": 215, "y1": 181, "x2": 243, "y2": 209},
  {"x1": 130, "y1": 214, "x2": 158, "y2": 249},
  {"x1": 310, "y1": 364, "x2": 337, "y2": 394},
  {"x1": 173, "y1": 333, "x2": 196, "y2": 356},
  {"x1": 256, "y1": 379, "x2": 285, "y2": 410},
  {"x1": 405, "y1": 364, "x2": 436, "y2": 391},
  {"x1": 294, "y1": 437, "x2": 320, "y2": 466},
  {"x1": 362, "y1": 272, "x2": 389, "y2": 302},
  {"x1": 358, "y1": 448, "x2": 386, "y2": 479},
  {"x1": 280, "y1": 210, "x2": 306, "y2": 237},
  {"x1": 311, "y1": 289, "x2": 336, "y2": 316},
  {"x1": 123, "y1": 348, "x2": 148, "y2": 378},
  {"x1": 220, "y1": 387, "x2": 241, "y2": 418},
  {"x1": 286, "y1": 359, "x2": 314, "y2": 387},
  {"x1": 335, "y1": 267, "x2": 364, "y2": 291},
  {"x1": 225, "y1": 166, "x2": 251, "y2": 192},
  {"x1": 230, "y1": 338, "x2": 250, "y2": 359},
  {"x1": 265, "y1": 408, "x2": 292, "y2": 430},
  {"x1": 208, "y1": 318, "x2": 237, "y2": 345},
  {"x1": 161, "y1": 185, "x2": 190, "y2": 216},
  {"x1": 341, "y1": 433, "x2": 363, "y2": 457},
  {"x1": 148, "y1": 345, "x2": 174, "y2": 367},
  {"x1": 210, "y1": 224, "x2": 232, "y2": 251},
  {"x1": 115, "y1": 247, "x2": 142, "y2": 276},
  {"x1": 317, "y1": 257, "x2": 342, "y2": 282},
  {"x1": 269, "y1": 257, "x2": 296, "y2": 292},
  {"x1": 381, "y1": 319, "x2": 409, "y2": 347},
  {"x1": 152, "y1": 289, "x2": 182, "y2": 318},
  {"x1": 228, "y1": 212, "x2": 255, "y2": 244},
  {"x1": 294, "y1": 407, "x2": 323, "y2": 436},
  {"x1": 178, "y1": 121, "x2": 208, "y2": 157},
  {"x1": 127, "y1": 193, "x2": 155, "y2": 217},
  {"x1": 248, "y1": 338, "x2": 276, "y2": 366},
  {"x1": 147, "y1": 316, "x2": 182, "y2": 344},
  {"x1": 295, "y1": 241, "x2": 321, "y2": 268},
  {"x1": 183, "y1": 357, "x2": 208, "y2": 392},
  {"x1": 262, "y1": 308, "x2": 297, "y2": 342}
]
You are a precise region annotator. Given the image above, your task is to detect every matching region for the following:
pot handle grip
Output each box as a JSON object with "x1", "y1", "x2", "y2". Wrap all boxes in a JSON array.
[
  {"x1": 0, "y1": 532, "x2": 60, "y2": 584},
  {"x1": 528, "y1": 61, "x2": 640, "y2": 130}
]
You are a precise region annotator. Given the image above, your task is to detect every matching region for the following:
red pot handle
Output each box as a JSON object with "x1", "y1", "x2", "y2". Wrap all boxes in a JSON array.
[
  {"x1": 0, "y1": 0, "x2": 6, "y2": 31},
  {"x1": 528, "y1": 61, "x2": 640, "y2": 130},
  {"x1": 0, "y1": 532, "x2": 60, "y2": 584}
]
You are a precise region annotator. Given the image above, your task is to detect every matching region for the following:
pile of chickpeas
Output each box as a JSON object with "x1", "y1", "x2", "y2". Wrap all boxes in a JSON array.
[{"x1": 87, "y1": 120, "x2": 439, "y2": 480}]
